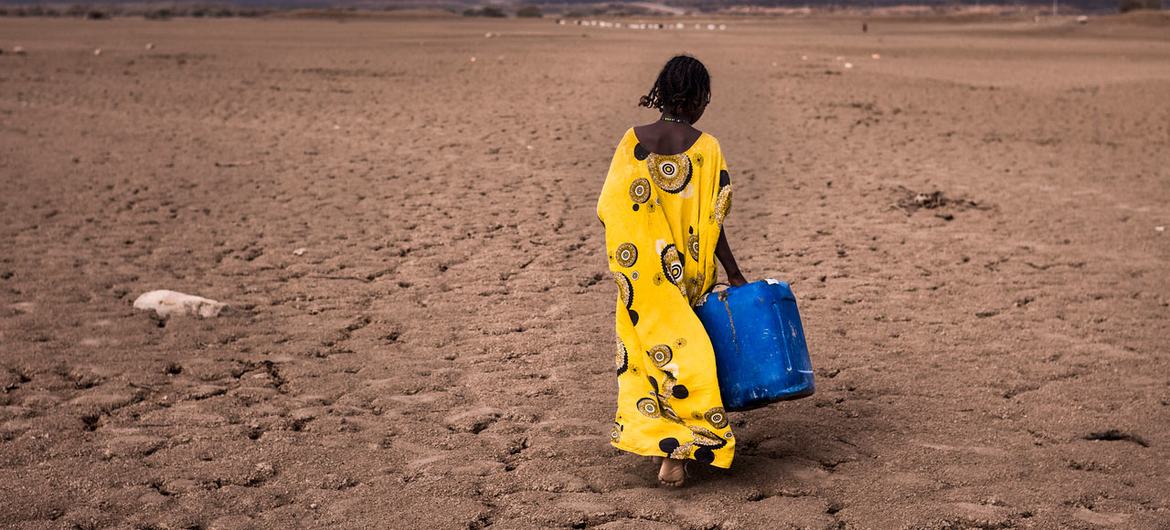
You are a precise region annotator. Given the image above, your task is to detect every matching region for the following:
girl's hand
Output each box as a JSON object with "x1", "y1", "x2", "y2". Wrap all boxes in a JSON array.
[{"x1": 728, "y1": 272, "x2": 748, "y2": 287}]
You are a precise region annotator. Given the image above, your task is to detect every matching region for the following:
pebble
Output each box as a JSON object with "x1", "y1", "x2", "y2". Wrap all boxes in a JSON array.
[{"x1": 293, "y1": 247, "x2": 307, "y2": 256}]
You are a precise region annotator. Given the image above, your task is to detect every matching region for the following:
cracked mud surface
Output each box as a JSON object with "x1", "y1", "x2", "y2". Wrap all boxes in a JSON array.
[{"x1": 2, "y1": 15, "x2": 1169, "y2": 530}]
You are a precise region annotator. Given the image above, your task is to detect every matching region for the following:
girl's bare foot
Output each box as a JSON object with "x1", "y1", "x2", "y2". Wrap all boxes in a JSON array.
[{"x1": 658, "y1": 458, "x2": 687, "y2": 487}]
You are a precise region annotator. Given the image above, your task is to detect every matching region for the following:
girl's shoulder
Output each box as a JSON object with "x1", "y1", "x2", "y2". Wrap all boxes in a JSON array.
[
  {"x1": 614, "y1": 127, "x2": 721, "y2": 161},
  {"x1": 692, "y1": 131, "x2": 723, "y2": 161},
  {"x1": 618, "y1": 127, "x2": 637, "y2": 144},
  {"x1": 697, "y1": 131, "x2": 721, "y2": 149}
]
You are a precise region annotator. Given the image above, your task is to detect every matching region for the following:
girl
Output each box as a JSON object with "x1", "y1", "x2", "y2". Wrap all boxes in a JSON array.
[{"x1": 596, "y1": 55, "x2": 747, "y2": 487}]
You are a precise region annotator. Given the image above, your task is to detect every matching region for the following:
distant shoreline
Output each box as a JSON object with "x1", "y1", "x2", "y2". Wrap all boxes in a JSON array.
[{"x1": 1, "y1": 2, "x2": 1164, "y2": 20}]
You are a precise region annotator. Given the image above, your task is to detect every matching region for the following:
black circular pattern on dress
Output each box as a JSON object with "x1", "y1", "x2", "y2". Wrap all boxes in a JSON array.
[
  {"x1": 694, "y1": 447, "x2": 715, "y2": 464},
  {"x1": 671, "y1": 385, "x2": 689, "y2": 399},
  {"x1": 616, "y1": 243, "x2": 638, "y2": 268},
  {"x1": 646, "y1": 153, "x2": 692, "y2": 194},
  {"x1": 687, "y1": 234, "x2": 700, "y2": 261},
  {"x1": 613, "y1": 271, "x2": 633, "y2": 309},
  {"x1": 690, "y1": 426, "x2": 725, "y2": 448},
  {"x1": 615, "y1": 339, "x2": 629, "y2": 376},
  {"x1": 713, "y1": 185, "x2": 732, "y2": 225},
  {"x1": 647, "y1": 344, "x2": 673, "y2": 368},
  {"x1": 629, "y1": 177, "x2": 651, "y2": 204},
  {"x1": 704, "y1": 407, "x2": 728, "y2": 429},
  {"x1": 660, "y1": 244, "x2": 683, "y2": 285},
  {"x1": 634, "y1": 143, "x2": 649, "y2": 161},
  {"x1": 637, "y1": 397, "x2": 660, "y2": 418},
  {"x1": 659, "y1": 437, "x2": 680, "y2": 454}
]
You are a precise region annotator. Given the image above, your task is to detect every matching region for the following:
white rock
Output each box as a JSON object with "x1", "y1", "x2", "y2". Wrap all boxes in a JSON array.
[
  {"x1": 844, "y1": 62, "x2": 854, "y2": 69},
  {"x1": 133, "y1": 290, "x2": 228, "y2": 318},
  {"x1": 292, "y1": 247, "x2": 307, "y2": 256},
  {"x1": 1156, "y1": 226, "x2": 1165, "y2": 233},
  {"x1": 145, "y1": 42, "x2": 155, "y2": 50},
  {"x1": 1077, "y1": 15, "x2": 1088, "y2": 24},
  {"x1": 871, "y1": 53, "x2": 881, "y2": 60},
  {"x1": 93, "y1": 48, "x2": 102, "y2": 56},
  {"x1": 13, "y1": 45, "x2": 26, "y2": 55}
]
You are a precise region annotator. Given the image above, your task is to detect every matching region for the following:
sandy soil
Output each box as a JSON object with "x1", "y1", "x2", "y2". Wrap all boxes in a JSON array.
[{"x1": 1, "y1": 15, "x2": 1169, "y2": 530}]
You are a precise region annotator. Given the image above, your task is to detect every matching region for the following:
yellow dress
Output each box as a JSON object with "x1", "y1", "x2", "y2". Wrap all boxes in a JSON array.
[{"x1": 595, "y1": 127, "x2": 735, "y2": 468}]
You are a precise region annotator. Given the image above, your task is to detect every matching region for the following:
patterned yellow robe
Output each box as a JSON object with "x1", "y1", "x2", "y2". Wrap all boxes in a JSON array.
[{"x1": 596, "y1": 128, "x2": 734, "y2": 468}]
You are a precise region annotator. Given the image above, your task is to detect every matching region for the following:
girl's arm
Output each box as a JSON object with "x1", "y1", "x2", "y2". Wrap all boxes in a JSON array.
[{"x1": 715, "y1": 231, "x2": 748, "y2": 286}]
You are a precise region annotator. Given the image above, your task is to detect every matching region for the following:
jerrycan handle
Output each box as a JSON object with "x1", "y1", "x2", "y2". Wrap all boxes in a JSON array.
[{"x1": 706, "y1": 281, "x2": 732, "y2": 301}]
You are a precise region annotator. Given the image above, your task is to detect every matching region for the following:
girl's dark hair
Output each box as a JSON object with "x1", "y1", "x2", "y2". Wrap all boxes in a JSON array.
[{"x1": 639, "y1": 55, "x2": 710, "y2": 115}]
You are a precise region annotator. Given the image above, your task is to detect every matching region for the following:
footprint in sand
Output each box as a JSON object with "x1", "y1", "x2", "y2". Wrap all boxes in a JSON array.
[
  {"x1": 104, "y1": 432, "x2": 166, "y2": 458},
  {"x1": 1074, "y1": 508, "x2": 1131, "y2": 526}
]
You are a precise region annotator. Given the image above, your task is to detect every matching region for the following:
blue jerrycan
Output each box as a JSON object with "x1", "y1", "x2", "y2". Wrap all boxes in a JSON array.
[{"x1": 693, "y1": 279, "x2": 815, "y2": 412}]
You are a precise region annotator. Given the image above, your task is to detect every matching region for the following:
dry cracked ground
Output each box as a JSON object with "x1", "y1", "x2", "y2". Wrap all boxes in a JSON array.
[{"x1": 1, "y1": 14, "x2": 1169, "y2": 530}]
